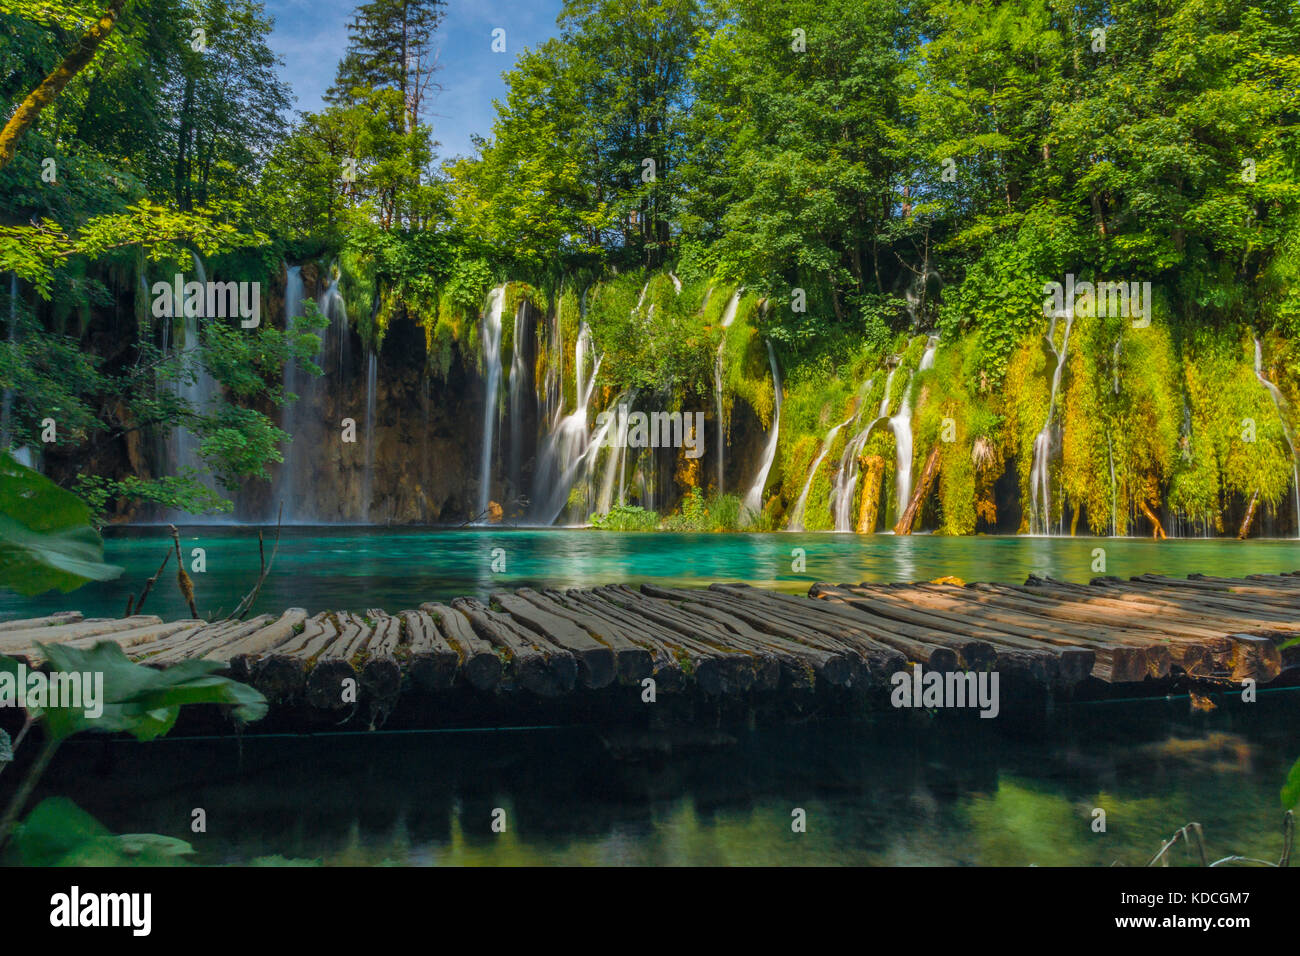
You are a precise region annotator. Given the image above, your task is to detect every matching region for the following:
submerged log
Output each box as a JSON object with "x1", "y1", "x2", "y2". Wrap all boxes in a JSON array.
[
  {"x1": 894, "y1": 445, "x2": 942, "y2": 535},
  {"x1": 856, "y1": 454, "x2": 886, "y2": 533}
]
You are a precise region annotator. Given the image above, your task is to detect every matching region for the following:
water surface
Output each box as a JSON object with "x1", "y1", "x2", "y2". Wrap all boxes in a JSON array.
[{"x1": 4, "y1": 528, "x2": 1298, "y2": 621}]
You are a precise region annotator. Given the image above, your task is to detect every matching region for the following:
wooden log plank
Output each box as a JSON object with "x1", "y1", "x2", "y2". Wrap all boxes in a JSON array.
[
  {"x1": 0, "y1": 615, "x2": 163, "y2": 652},
  {"x1": 399, "y1": 610, "x2": 460, "y2": 691},
  {"x1": 0, "y1": 611, "x2": 83, "y2": 632},
  {"x1": 599, "y1": 586, "x2": 767, "y2": 693},
  {"x1": 1016, "y1": 580, "x2": 1270, "y2": 679},
  {"x1": 791, "y1": 583, "x2": 1083, "y2": 685},
  {"x1": 491, "y1": 591, "x2": 616, "y2": 689},
  {"x1": 516, "y1": 589, "x2": 652, "y2": 685},
  {"x1": 645, "y1": 584, "x2": 873, "y2": 687},
  {"x1": 800, "y1": 585, "x2": 964, "y2": 673},
  {"x1": 146, "y1": 615, "x2": 275, "y2": 664},
  {"x1": 420, "y1": 602, "x2": 502, "y2": 692},
  {"x1": 16, "y1": 620, "x2": 204, "y2": 664},
  {"x1": 862, "y1": 581, "x2": 1175, "y2": 678},
  {"x1": 451, "y1": 597, "x2": 576, "y2": 698},
  {"x1": 710, "y1": 584, "x2": 913, "y2": 680},
  {"x1": 218, "y1": 609, "x2": 308, "y2": 660},
  {"x1": 559, "y1": 590, "x2": 686, "y2": 693},
  {"x1": 900, "y1": 584, "x2": 1183, "y2": 679},
  {"x1": 570, "y1": 588, "x2": 740, "y2": 695},
  {"x1": 358, "y1": 610, "x2": 402, "y2": 708},
  {"x1": 814, "y1": 583, "x2": 1141, "y2": 682}
]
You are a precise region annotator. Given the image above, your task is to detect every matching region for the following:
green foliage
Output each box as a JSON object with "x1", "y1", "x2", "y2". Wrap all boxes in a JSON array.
[
  {"x1": 0, "y1": 451, "x2": 121, "y2": 595},
  {"x1": 660, "y1": 489, "x2": 741, "y2": 532},
  {"x1": 589, "y1": 504, "x2": 659, "y2": 531},
  {"x1": 12, "y1": 797, "x2": 194, "y2": 866}
]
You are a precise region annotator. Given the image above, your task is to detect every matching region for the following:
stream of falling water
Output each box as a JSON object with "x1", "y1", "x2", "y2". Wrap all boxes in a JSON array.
[
  {"x1": 741, "y1": 340, "x2": 782, "y2": 524},
  {"x1": 831, "y1": 370, "x2": 893, "y2": 532},
  {"x1": 786, "y1": 415, "x2": 853, "y2": 531},
  {"x1": 888, "y1": 335, "x2": 939, "y2": 522},
  {"x1": 713, "y1": 291, "x2": 741, "y2": 493},
  {"x1": 362, "y1": 350, "x2": 377, "y2": 522},
  {"x1": 476, "y1": 286, "x2": 506, "y2": 520},
  {"x1": 1029, "y1": 312, "x2": 1075, "y2": 535}
]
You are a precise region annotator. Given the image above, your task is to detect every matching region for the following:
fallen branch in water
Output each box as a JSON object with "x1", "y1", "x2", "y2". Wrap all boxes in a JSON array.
[
  {"x1": 230, "y1": 502, "x2": 283, "y2": 621},
  {"x1": 127, "y1": 546, "x2": 172, "y2": 617},
  {"x1": 169, "y1": 524, "x2": 198, "y2": 618}
]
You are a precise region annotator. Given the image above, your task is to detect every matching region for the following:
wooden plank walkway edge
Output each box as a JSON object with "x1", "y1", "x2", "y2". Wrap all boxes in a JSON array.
[{"x1": 1, "y1": 572, "x2": 1296, "y2": 729}]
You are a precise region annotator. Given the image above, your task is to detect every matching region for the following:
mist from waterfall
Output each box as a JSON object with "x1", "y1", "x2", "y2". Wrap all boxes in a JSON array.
[{"x1": 741, "y1": 340, "x2": 782, "y2": 524}]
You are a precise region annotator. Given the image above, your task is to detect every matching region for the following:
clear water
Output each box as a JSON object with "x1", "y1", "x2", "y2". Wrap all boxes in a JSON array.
[
  {"x1": 3, "y1": 528, "x2": 1298, "y2": 622},
  {"x1": 30, "y1": 689, "x2": 1299, "y2": 866}
]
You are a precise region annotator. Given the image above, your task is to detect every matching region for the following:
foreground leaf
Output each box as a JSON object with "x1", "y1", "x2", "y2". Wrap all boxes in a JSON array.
[{"x1": 0, "y1": 451, "x2": 121, "y2": 595}]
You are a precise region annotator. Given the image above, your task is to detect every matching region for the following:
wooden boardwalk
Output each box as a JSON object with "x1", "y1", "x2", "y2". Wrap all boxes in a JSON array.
[{"x1": 2, "y1": 572, "x2": 1298, "y2": 726}]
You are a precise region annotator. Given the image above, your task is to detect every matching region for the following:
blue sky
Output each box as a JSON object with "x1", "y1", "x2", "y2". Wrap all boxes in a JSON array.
[{"x1": 265, "y1": 0, "x2": 565, "y2": 160}]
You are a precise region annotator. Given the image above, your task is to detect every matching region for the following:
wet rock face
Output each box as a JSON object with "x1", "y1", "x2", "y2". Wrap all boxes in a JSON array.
[{"x1": 252, "y1": 314, "x2": 481, "y2": 525}]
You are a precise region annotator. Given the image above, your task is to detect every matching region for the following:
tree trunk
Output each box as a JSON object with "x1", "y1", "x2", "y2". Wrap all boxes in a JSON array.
[
  {"x1": 894, "y1": 445, "x2": 941, "y2": 536},
  {"x1": 1139, "y1": 499, "x2": 1167, "y2": 539},
  {"x1": 1237, "y1": 490, "x2": 1260, "y2": 540},
  {"x1": 855, "y1": 455, "x2": 886, "y2": 533},
  {"x1": 0, "y1": 0, "x2": 130, "y2": 172}
]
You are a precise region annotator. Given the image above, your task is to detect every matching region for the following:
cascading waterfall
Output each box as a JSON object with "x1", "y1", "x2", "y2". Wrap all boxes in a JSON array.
[
  {"x1": 277, "y1": 265, "x2": 312, "y2": 520},
  {"x1": 528, "y1": 318, "x2": 603, "y2": 524},
  {"x1": 1254, "y1": 338, "x2": 1300, "y2": 537},
  {"x1": 888, "y1": 335, "x2": 939, "y2": 522},
  {"x1": 741, "y1": 340, "x2": 782, "y2": 524},
  {"x1": 318, "y1": 269, "x2": 350, "y2": 379},
  {"x1": 475, "y1": 286, "x2": 506, "y2": 520},
  {"x1": 830, "y1": 371, "x2": 892, "y2": 532},
  {"x1": 786, "y1": 414, "x2": 853, "y2": 531},
  {"x1": 1028, "y1": 312, "x2": 1075, "y2": 535},
  {"x1": 713, "y1": 291, "x2": 741, "y2": 492},
  {"x1": 170, "y1": 253, "x2": 222, "y2": 513}
]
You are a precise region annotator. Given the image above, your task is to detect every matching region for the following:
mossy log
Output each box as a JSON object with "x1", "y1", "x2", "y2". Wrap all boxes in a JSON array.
[
  {"x1": 893, "y1": 445, "x2": 941, "y2": 535},
  {"x1": 856, "y1": 454, "x2": 886, "y2": 533}
]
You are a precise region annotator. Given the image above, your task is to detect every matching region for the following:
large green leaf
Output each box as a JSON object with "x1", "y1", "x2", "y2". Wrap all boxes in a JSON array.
[
  {"x1": 0, "y1": 451, "x2": 121, "y2": 595},
  {"x1": 1283, "y1": 756, "x2": 1300, "y2": 811},
  {"x1": 1, "y1": 641, "x2": 268, "y2": 741},
  {"x1": 14, "y1": 797, "x2": 194, "y2": 866}
]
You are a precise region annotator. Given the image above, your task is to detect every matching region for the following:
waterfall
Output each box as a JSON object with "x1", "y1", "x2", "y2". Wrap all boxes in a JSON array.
[
  {"x1": 170, "y1": 253, "x2": 222, "y2": 511},
  {"x1": 362, "y1": 350, "x2": 377, "y2": 521},
  {"x1": 786, "y1": 414, "x2": 853, "y2": 531},
  {"x1": 830, "y1": 371, "x2": 891, "y2": 532},
  {"x1": 741, "y1": 340, "x2": 782, "y2": 524},
  {"x1": 475, "y1": 285, "x2": 506, "y2": 520},
  {"x1": 889, "y1": 335, "x2": 939, "y2": 521},
  {"x1": 528, "y1": 316, "x2": 604, "y2": 524},
  {"x1": 506, "y1": 298, "x2": 532, "y2": 498},
  {"x1": 1028, "y1": 312, "x2": 1075, "y2": 535},
  {"x1": 713, "y1": 291, "x2": 742, "y2": 492},
  {"x1": 1254, "y1": 338, "x2": 1300, "y2": 537},
  {"x1": 277, "y1": 265, "x2": 311, "y2": 520},
  {"x1": 318, "y1": 268, "x2": 350, "y2": 379},
  {"x1": 596, "y1": 396, "x2": 636, "y2": 515}
]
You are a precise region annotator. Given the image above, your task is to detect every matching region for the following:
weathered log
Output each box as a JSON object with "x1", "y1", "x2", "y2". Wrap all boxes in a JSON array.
[
  {"x1": 0, "y1": 611, "x2": 83, "y2": 633},
  {"x1": 0, "y1": 614, "x2": 163, "y2": 652},
  {"x1": 451, "y1": 597, "x2": 576, "y2": 698},
  {"x1": 491, "y1": 591, "x2": 616, "y2": 689},
  {"x1": 400, "y1": 610, "x2": 460, "y2": 691},
  {"x1": 420, "y1": 602, "x2": 502, "y2": 691},
  {"x1": 517, "y1": 588, "x2": 652, "y2": 684},
  {"x1": 893, "y1": 444, "x2": 941, "y2": 535},
  {"x1": 560, "y1": 590, "x2": 686, "y2": 693}
]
